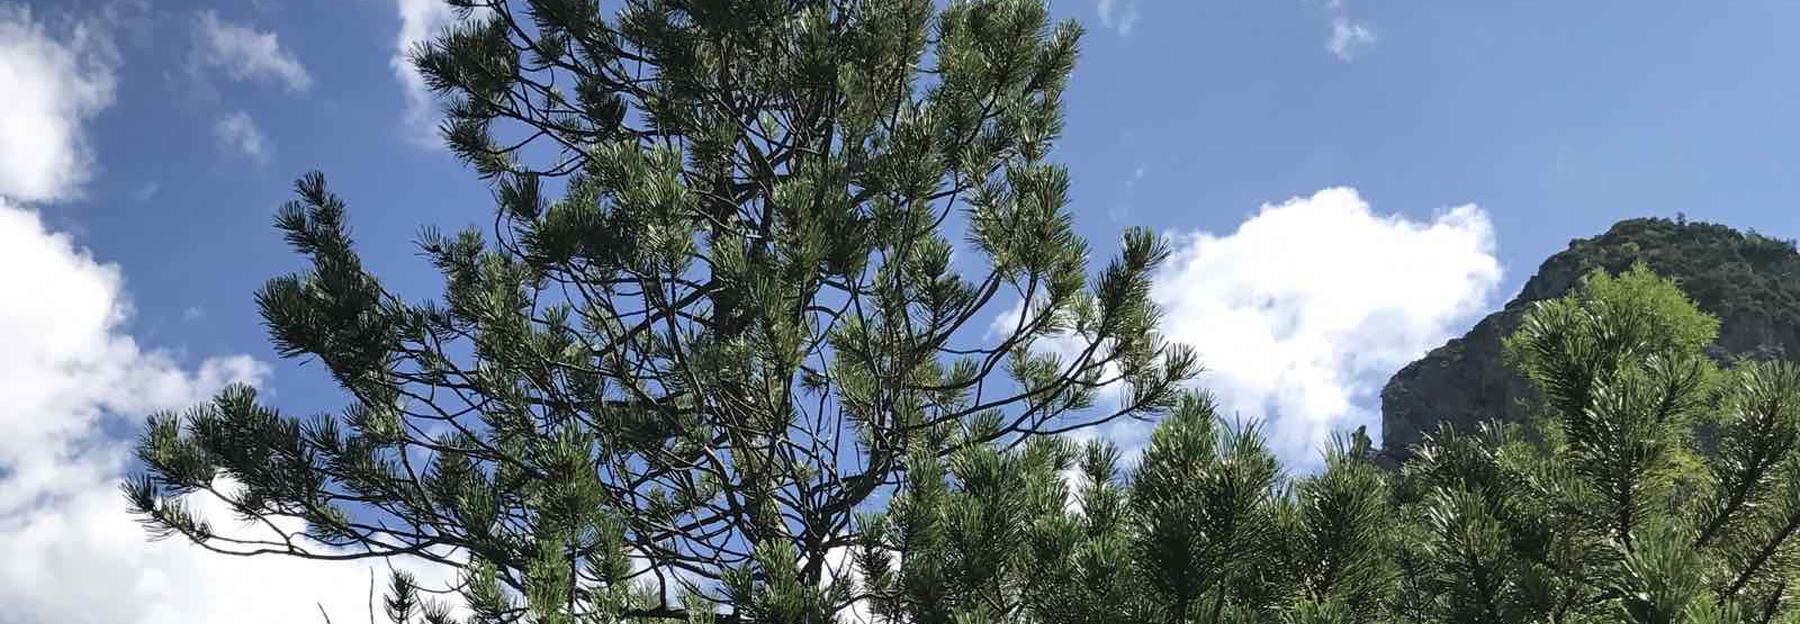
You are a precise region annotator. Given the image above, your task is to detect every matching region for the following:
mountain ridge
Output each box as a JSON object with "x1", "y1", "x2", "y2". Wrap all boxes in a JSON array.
[{"x1": 1379, "y1": 217, "x2": 1800, "y2": 459}]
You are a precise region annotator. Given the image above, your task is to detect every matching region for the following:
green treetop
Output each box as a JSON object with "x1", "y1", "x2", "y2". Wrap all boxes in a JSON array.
[
  {"x1": 125, "y1": 0, "x2": 1196, "y2": 621},
  {"x1": 1396, "y1": 264, "x2": 1800, "y2": 624},
  {"x1": 851, "y1": 395, "x2": 1399, "y2": 624},
  {"x1": 863, "y1": 265, "x2": 1800, "y2": 624},
  {"x1": 120, "y1": 0, "x2": 1800, "y2": 622}
]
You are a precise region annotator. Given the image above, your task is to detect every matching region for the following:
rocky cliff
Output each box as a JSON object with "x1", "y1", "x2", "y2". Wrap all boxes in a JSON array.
[{"x1": 1380, "y1": 218, "x2": 1800, "y2": 459}]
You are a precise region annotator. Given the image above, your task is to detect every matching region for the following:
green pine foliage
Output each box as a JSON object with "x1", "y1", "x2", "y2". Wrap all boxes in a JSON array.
[
  {"x1": 856, "y1": 395, "x2": 1399, "y2": 624},
  {"x1": 1395, "y1": 265, "x2": 1800, "y2": 624},
  {"x1": 125, "y1": 0, "x2": 1196, "y2": 622},
  {"x1": 117, "y1": 0, "x2": 1800, "y2": 621},
  {"x1": 852, "y1": 264, "x2": 1800, "y2": 624}
]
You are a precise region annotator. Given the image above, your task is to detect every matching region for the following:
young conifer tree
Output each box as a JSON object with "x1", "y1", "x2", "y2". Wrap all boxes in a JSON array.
[
  {"x1": 856, "y1": 394, "x2": 1401, "y2": 624},
  {"x1": 124, "y1": 0, "x2": 1199, "y2": 621},
  {"x1": 1397, "y1": 265, "x2": 1800, "y2": 624},
  {"x1": 862, "y1": 263, "x2": 1800, "y2": 624}
]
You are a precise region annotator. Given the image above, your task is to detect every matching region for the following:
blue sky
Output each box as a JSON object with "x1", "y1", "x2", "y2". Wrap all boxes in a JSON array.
[
  {"x1": 2, "y1": 0, "x2": 1798, "y2": 620},
  {"x1": 38, "y1": 0, "x2": 1800, "y2": 409},
  {"x1": 55, "y1": 0, "x2": 1800, "y2": 398}
]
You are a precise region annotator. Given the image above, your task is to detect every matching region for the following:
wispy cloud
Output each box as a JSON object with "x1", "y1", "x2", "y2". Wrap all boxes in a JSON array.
[
  {"x1": 1095, "y1": 0, "x2": 1140, "y2": 36},
  {"x1": 0, "y1": 4, "x2": 119, "y2": 203},
  {"x1": 190, "y1": 10, "x2": 310, "y2": 92},
  {"x1": 1328, "y1": 15, "x2": 1377, "y2": 61},
  {"x1": 129, "y1": 181, "x2": 159, "y2": 203},
  {"x1": 390, "y1": 0, "x2": 459, "y2": 147},
  {"x1": 1108, "y1": 165, "x2": 1147, "y2": 221},
  {"x1": 212, "y1": 110, "x2": 269, "y2": 163},
  {"x1": 1320, "y1": 1, "x2": 1377, "y2": 62}
]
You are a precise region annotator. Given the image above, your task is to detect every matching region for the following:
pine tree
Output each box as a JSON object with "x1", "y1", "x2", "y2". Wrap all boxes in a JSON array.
[
  {"x1": 1396, "y1": 264, "x2": 1800, "y2": 624},
  {"x1": 859, "y1": 394, "x2": 1399, "y2": 624},
  {"x1": 121, "y1": 1, "x2": 1800, "y2": 621},
  {"x1": 123, "y1": 0, "x2": 1198, "y2": 621},
  {"x1": 856, "y1": 264, "x2": 1800, "y2": 624}
]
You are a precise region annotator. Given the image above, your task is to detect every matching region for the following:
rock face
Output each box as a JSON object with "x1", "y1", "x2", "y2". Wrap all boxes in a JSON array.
[{"x1": 1380, "y1": 218, "x2": 1800, "y2": 460}]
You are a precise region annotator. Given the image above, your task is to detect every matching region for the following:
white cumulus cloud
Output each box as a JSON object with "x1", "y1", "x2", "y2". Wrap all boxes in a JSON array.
[
  {"x1": 213, "y1": 110, "x2": 270, "y2": 163},
  {"x1": 0, "y1": 3, "x2": 118, "y2": 203},
  {"x1": 1149, "y1": 187, "x2": 1500, "y2": 463},
  {"x1": 0, "y1": 198, "x2": 458, "y2": 624},
  {"x1": 993, "y1": 188, "x2": 1499, "y2": 465},
  {"x1": 190, "y1": 10, "x2": 311, "y2": 92}
]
